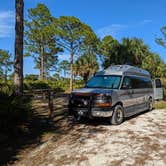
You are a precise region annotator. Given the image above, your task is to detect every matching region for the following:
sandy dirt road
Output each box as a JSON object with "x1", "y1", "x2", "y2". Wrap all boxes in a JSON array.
[{"x1": 15, "y1": 109, "x2": 166, "y2": 166}]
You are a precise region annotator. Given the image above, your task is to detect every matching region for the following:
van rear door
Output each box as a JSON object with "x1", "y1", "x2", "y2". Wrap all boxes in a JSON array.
[{"x1": 153, "y1": 78, "x2": 163, "y2": 100}]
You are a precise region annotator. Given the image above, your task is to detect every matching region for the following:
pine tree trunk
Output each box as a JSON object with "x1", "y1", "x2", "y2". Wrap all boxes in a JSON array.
[
  {"x1": 5, "y1": 65, "x2": 7, "y2": 83},
  {"x1": 70, "y1": 47, "x2": 74, "y2": 92},
  {"x1": 64, "y1": 70, "x2": 66, "y2": 78},
  {"x1": 40, "y1": 46, "x2": 45, "y2": 80},
  {"x1": 14, "y1": 0, "x2": 24, "y2": 95}
]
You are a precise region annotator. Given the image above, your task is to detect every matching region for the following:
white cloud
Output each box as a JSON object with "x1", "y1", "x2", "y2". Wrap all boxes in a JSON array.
[
  {"x1": 0, "y1": 11, "x2": 15, "y2": 38},
  {"x1": 97, "y1": 20, "x2": 152, "y2": 38},
  {"x1": 97, "y1": 24, "x2": 128, "y2": 38}
]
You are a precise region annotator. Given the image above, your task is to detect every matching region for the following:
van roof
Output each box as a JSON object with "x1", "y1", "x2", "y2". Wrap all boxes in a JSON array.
[{"x1": 96, "y1": 65, "x2": 151, "y2": 77}]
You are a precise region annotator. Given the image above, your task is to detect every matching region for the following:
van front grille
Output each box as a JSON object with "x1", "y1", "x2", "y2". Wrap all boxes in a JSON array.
[{"x1": 71, "y1": 95, "x2": 91, "y2": 108}]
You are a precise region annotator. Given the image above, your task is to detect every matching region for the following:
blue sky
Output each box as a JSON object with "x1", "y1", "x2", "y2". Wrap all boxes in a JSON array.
[{"x1": 0, "y1": 0, "x2": 166, "y2": 75}]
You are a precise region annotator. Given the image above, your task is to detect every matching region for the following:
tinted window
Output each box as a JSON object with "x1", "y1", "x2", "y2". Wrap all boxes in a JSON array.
[
  {"x1": 155, "y1": 79, "x2": 162, "y2": 88},
  {"x1": 144, "y1": 77, "x2": 153, "y2": 88},
  {"x1": 131, "y1": 77, "x2": 142, "y2": 89},
  {"x1": 121, "y1": 76, "x2": 152, "y2": 89},
  {"x1": 121, "y1": 76, "x2": 132, "y2": 89},
  {"x1": 131, "y1": 77, "x2": 152, "y2": 89}
]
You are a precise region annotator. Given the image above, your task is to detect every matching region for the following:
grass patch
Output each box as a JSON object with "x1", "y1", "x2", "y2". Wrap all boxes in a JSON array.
[{"x1": 154, "y1": 100, "x2": 166, "y2": 109}]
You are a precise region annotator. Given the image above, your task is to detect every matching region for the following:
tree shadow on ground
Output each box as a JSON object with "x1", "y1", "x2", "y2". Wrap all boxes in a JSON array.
[
  {"x1": 0, "y1": 94, "x2": 153, "y2": 166},
  {"x1": 0, "y1": 96, "x2": 72, "y2": 166}
]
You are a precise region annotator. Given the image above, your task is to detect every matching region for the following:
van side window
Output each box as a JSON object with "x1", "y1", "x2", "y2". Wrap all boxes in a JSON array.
[
  {"x1": 121, "y1": 76, "x2": 132, "y2": 89},
  {"x1": 155, "y1": 79, "x2": 162, "y2": 88},
  {"x1": 131, "y1": 77, "x2": 152, "y2": 89},
  {"x1": 131, "y1": 77, "x2": 142, "y2": 89},
  {"x1": 121, "y1": 76, "x2": 152, "y2": 89},
  {"x1": 144, "y1": 78, "x2": 153, "y2": 88}
]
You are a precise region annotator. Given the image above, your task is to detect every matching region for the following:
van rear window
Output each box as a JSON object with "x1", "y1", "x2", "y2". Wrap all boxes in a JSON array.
[{"x1": 155, "y1": 79, "x2": 162, "y2": 88}]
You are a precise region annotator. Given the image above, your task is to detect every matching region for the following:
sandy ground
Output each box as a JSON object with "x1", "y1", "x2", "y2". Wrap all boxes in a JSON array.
[{"x1": 15, "y1": 109, "x2": 166, "y2": 166}]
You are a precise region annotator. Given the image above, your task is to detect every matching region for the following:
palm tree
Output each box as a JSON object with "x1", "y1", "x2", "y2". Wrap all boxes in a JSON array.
[
  {"x1": 121, "y1": 38, "x2": 149, "y2": 66},
  {"x1": 14, "y1": 0, "x2": 24, "y2": 95},
  {"x1": 74, "y1": 54, "x2": 99, "y2": 82}
]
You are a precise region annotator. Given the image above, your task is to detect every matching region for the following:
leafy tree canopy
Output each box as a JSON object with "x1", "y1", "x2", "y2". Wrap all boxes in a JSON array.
[
  {"x1": 74, "y1": 53, "x2": 99, "y2": 82},
  {"x1": 142, "y1": 53, "x2": 166, "y2": 78},
  {"x1": 99, "y1": 35, "x2": 120, "y2": 68},
  {"x1": 54, "y1": 16, "x2": 98, "y2": 54},
  {"x1": 156, "y1": 26, "x2": 166, "y2": 49},
  {"x1": 54, "y1": 16, "x2": 99, "y2": 90},
  {"x1": 0, "y1": 49, "x2": 13, "y2": 81},
  {"x1": 121, "y1": 37, "x2": 149, "y2": 66},
  {"x1": 59, "y1": 60, "x2": 70, "y2": 78},
  {"x1": 24, "y1": 3, "x2": 62, "y2": 80},
  {"x1": 100, "y1": 36, "x2": 151, "y2": 68}
]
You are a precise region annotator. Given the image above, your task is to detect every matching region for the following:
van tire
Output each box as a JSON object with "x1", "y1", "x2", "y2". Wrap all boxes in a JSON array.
[
  {"x1": 110, "y1": 105, "x2": 124, "y2": 125},
  {"x1": 148, "y1": 98, "x2": 153, "y2": 111}
]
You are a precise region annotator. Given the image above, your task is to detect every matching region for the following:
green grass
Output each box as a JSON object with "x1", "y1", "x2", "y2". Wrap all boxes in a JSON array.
[{"x1": 154, "y1": 100, "x2": 166, "y2": 109}]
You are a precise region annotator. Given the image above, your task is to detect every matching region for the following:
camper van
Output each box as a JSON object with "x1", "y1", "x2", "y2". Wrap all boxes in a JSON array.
[{"x1": 69, "y1": 65, "x2": 154, "y2": 125}]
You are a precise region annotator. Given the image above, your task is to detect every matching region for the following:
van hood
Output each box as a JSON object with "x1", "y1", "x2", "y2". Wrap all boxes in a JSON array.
[{"x1": 72, "y1": 88, "x2": 113, "y2": 96}]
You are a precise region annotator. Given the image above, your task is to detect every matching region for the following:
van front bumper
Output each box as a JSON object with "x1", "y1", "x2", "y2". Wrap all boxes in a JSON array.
[
  {"x1": 91, "y1": 110, "x2": 113, "y2": 117},
  {"x1": 70, "y1": 107, "x2": 113, "y2": 118}
]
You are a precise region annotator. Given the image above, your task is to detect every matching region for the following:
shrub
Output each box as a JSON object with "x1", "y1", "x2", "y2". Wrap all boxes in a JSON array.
[
  {"x1": 0, "y1": 82, "x2": 14, "y2": 97},
  {"x1": 0, "y1": 84, "x2": 32, "y2": 134},
  {"x1": 24, "y1": 80, "x2": 50, "y2": 90},
  {"x1": 161, "y1": 78, "x2": 166, "y2": 100},
  {"x1": 73, "y1": 79, "x2": 84, "y2": 89},
  {"x1": 24, "y1": 79, "x2": 84, "y2": 92}
]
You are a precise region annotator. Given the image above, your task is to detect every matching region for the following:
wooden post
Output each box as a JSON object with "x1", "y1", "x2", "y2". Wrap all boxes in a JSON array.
[{"x1": 48, "y1": 90, "x2": 53, "y2": 119}]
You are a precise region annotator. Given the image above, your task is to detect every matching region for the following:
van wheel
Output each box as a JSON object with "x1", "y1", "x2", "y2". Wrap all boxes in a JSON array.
[
  {"x1": 148, "y1": 98, "x2": 153, "y2": 111},
  {"x1": 110, "y1": 105, "x2": 124, "y2": 125}
]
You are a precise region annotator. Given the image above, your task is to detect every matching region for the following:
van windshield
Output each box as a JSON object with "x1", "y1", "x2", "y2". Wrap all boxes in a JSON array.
[{"x1": 86, "y1": 75, "x2": 121, "y2": 89}]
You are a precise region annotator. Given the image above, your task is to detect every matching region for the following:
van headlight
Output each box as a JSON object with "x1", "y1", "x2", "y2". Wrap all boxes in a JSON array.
[
  {"x1": 95, "y1": 102, "x2": 112, "y2": 107},
  {"x1": 93, "y1": 94, "x2": 112, "y2": 107},
  {"x1": 94, "y1": 94, "x2": 112, "y2": 100}
]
